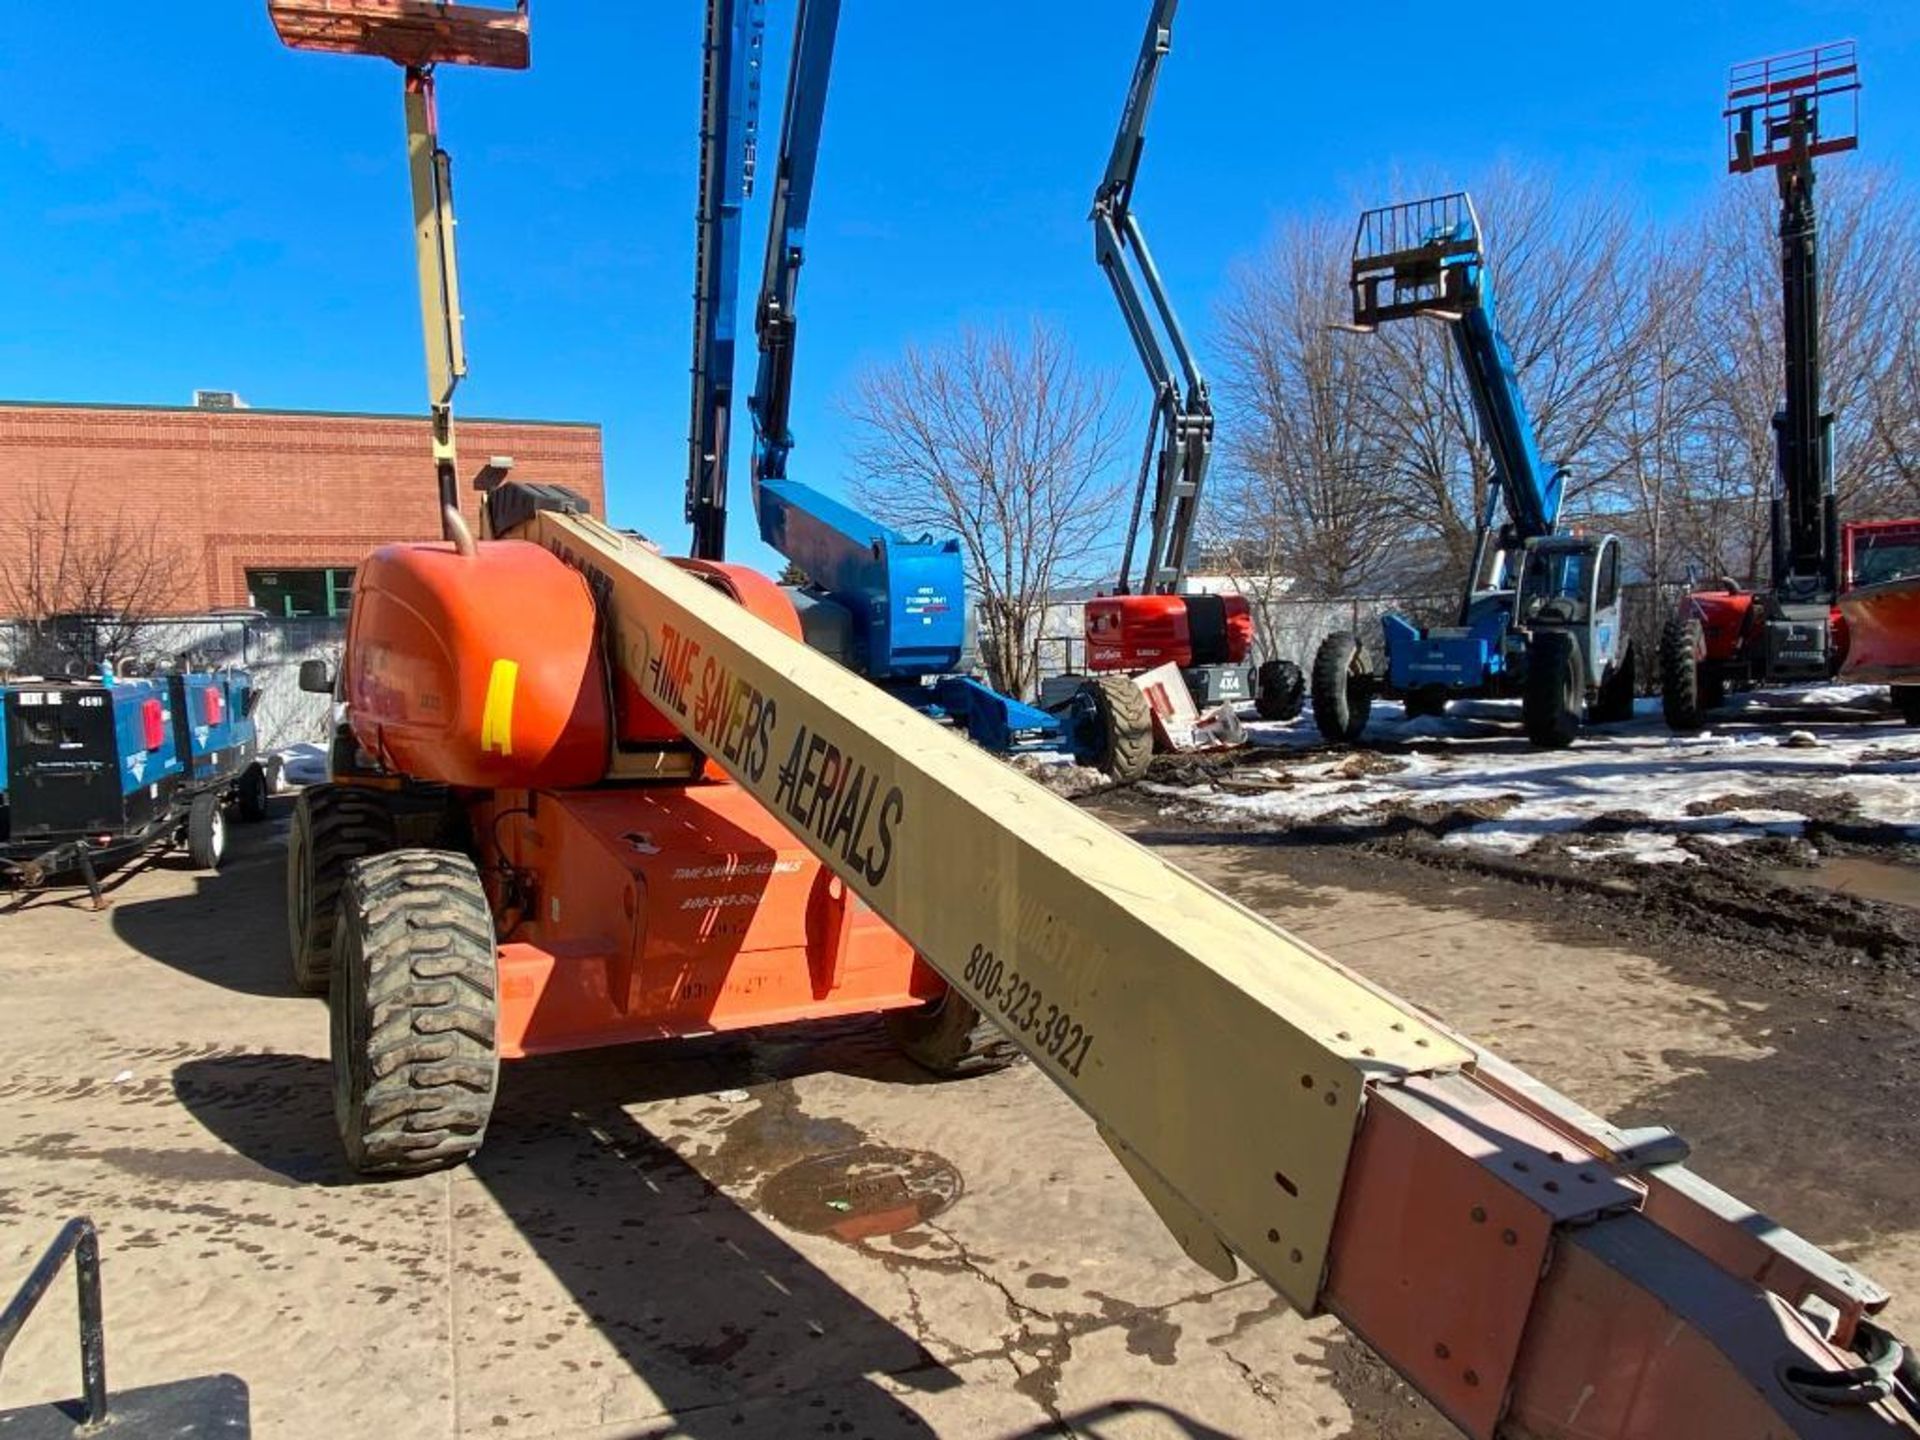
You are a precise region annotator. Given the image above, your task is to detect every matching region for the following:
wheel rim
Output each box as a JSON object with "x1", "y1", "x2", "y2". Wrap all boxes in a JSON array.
[{"x1": 210, "y1": 807, "x2": 226, "y2": 862}]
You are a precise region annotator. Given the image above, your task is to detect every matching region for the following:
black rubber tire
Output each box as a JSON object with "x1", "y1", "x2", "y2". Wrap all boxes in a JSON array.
[
  {"x1": 186, "y1": 791, "x2": 226, "y2": 870},
  {"x1": 1894, "y1": 686, "x2": 1920, "y2": 726},
  {"x1": 1592, "y1": 641, "x2": 1637, "y2": 725},
  {"x1": 1658, "y1": 616, "x2": 1705, "y2": 732},
  {"x1": 237, "y1": 762, "x2": 270, "y2": 823},
  {"x1": 330, "y1": 849, "x2": 499, "y2": 1176},
  {"x1": 1403, "y1": 686, "x2": 1450, "y2": 720},
  {"x1": 1311, "y1": 632, "x2": 1373, "y2": 743},
  {"x1": 1700, "y1": 670, "x2": 1727, "y2": 712},
  {"x1": 1523, "y1": 631, "x2": 1585, "y2": 749},
  {"x1": 1080, "y1": 675, "x2": 1154, "y2": 782},
  {"x1": 288, "y1": 785, "x2": 397, "y2": 995},
  {"x1": 1254, "y1": 659, "x2": 1305, "y2": 721},
  {"x1": 884, "y1": 989, "x2": 1020, "y2": 1078}
]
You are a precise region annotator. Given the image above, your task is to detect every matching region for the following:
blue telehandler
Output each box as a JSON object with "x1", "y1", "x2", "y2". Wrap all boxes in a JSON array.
[
  {"x1": 684, "y1": 0, "x2": 1080, "y2": 762},
  {"x1": 1310, "y1": 193, "x2": 1635, "y2": 749}
]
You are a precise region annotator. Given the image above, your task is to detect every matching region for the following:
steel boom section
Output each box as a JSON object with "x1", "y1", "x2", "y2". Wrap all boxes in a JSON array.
[{"x1": 513, "y1": 506, "x2": 1917, "y2": 1438}]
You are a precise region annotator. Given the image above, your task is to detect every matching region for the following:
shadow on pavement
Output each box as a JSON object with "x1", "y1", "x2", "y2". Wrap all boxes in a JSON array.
[
  {"x1": 111, "y1": 798, "x2": 298, "y2": 999},
  {"x1": 172, "y1": 1024, "x2": 967, "y2": 1437},
  {"x1": 171, "y1": 1052, "x2": 351, "y2": 1187}
]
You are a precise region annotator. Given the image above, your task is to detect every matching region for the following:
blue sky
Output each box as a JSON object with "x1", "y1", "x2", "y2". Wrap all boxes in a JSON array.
[{"x1": 4, "y1": 3, "x2": 1916, "y2": 574}]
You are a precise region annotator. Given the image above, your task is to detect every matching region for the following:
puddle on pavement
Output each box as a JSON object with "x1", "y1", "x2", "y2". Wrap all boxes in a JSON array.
[
  {"x1": 1768, "y1": 856, "x2": 1920, "y2": 911},
  {"x1": 758, "y1": 1145, "x2": 963, "y2": 1242},
  {"x1": 698, "y1": 1078, "x2": 864, "y2": 1189}
]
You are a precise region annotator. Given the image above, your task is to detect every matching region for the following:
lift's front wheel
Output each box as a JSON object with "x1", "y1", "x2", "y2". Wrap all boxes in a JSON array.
[
  {"x1": 237, "y1": 762, "x2": 271, "y2": 823},
  {"x1": 1310, "y1": 633, "x2": 1373, "y2": 743},
  {"x1": 331, "y1": 849, "x2": 499, "y2": 1176},
  {"x1": 1894, "y1": 686, "x2": 1920, "y2": 726},
  {"x1": 1523, "y1": 631, "x2": 1585, "y2": 749},
  {"x1": 1072, "y1": 675, "x2": 1154, "y2": 782},
  {"x1": 1403, "y1": 685, "x2": 1450, "y2": 720}
]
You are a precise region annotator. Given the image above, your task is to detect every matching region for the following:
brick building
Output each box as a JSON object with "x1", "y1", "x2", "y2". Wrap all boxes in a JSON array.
[{"x1": 0, "y1": 398, "x2": 605, "y2": 616}]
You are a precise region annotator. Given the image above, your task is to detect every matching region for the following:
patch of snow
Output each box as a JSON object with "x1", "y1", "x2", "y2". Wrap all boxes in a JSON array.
[
  {"x1": 1562, "y1": 834, "x2": 1697, "y2": 865},
  {"x1": 1190, "y1": 683, "x2": 1920, "y2": 865}
]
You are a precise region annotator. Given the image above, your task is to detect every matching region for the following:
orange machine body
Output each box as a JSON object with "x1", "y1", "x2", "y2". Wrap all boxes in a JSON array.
[
  {"x1": 1084, "y1": 593, "x2": 1254, "y2": 671},
  {"x1": 340, "y1": 538, "x2": 932, "y2": 1056},
  {"x1": 345, "y1": 540, "x2": 611, "y2": 789},
  {"x1": 477, "y1": 784, "x2": 934, "y2": 1057}
]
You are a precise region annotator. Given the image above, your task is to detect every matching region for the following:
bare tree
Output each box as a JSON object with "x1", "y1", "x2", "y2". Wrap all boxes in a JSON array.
[
  {"x1": 843, "y1": 321, "x2": 1128, "y2": 699},
  {"x1": 1209, "y1": 215, "x2": 1403, "y2": 597},
  {"x1": 1591, "y1": 230, "x2": 1715, "y2": 584},
  {"x1": 0, "y1": 483, "x2": 175, "y2": 671},
  {"x1": 1873, "y1": 276, "x2": 1920, "y2": 507},
  {"x1": 1690, "y1": 165, "x2": 1920, "y2": 578}
]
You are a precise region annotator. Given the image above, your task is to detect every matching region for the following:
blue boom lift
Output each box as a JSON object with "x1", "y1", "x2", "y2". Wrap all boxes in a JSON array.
[
  {"x1": 1310, "y1": 193, "x2": 1635, "y2": 749},
  {"x1": 685, "y1": 0, "x2": 1082, "y2": 760}
]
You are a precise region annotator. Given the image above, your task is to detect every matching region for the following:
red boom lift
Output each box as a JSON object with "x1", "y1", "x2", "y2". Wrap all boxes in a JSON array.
[{"x1": 1659, "y1": 43, "x2": 1912, "y2": 728}]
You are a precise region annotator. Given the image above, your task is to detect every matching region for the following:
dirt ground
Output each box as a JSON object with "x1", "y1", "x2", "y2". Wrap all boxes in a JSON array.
[{"x1": 1, "y1": 789, "x2": 1916, "y2": 1439}]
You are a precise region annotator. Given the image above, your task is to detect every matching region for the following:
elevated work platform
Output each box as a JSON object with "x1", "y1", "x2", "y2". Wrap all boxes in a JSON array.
[
  {"x1": 266, "y1": 0, "x2": 529, "y2": 69},
  {"x1": 1349, "y1": 191, "x2": 1482, "y2": 329},
  {"x1": 1726, "y1": 40, "x2": 1858, "y2": 173}
]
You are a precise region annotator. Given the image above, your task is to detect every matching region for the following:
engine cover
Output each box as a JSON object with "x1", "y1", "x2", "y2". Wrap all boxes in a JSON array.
[
  {"x1": 1084, "y1": 593, "x2": 1253, "y2": 671},
  {"x1": 345, "y1": 540, "x2": 610, "y2": 788}
]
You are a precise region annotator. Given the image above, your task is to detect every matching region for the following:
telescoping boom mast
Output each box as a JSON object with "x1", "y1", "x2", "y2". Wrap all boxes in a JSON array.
[
  {"x1": 684, "y1": 0, "x2": 766, "y2": 560},
  {"x1": 1347, "y1": 194, "x2": 1564, "y2": 599},
  {"x1": 1094, "y1": 0, "x2": 1211, "y2": 597}
]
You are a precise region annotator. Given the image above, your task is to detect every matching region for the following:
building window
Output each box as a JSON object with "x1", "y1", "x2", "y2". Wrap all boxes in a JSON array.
[{"x1": 247, "y1": 567, "x2": 355, "y2": 618}]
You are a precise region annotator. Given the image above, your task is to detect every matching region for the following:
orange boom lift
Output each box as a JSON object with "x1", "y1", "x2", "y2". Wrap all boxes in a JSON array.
[
  {"x1": 269, "y1": 4, "x2": 1920, "y2": 1434},
  {"x1": 271, "y1": 0, "x2": 1012, "y2": 1174}
]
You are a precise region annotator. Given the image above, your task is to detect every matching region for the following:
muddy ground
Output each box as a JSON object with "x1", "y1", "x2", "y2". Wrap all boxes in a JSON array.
[{"x1": 0, "y1": 774, "x2": 1916, "y2": 1438}]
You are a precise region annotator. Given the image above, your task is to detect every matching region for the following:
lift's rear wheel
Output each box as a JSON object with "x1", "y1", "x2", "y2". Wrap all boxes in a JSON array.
[
  {"x1": 1254, "y1": 659, "x2": 1304, "y2": 721},
  {"x1": 1074, "y1": 675, "x2": 1154, "y2": 782},
  {"x1": 1523, "y1": 631, "x2": 1585, "y2": 749},
  {"x1": 1592, "y1": 641, "x2": 1637, "y2": 724},
  {"x1": 288, "y1": 784, "x2": 397, "y2": 995},
  {"x1": 1895, "y1": 686, "x2": 1920, "y2": 726},
  {"x1": 885, "y1": 988, "x2": 1020, "y2": 1078},
  {"x1": 1311, "y1": 633, "x2": 1373, "y2": 743},
  {"x1": 331, "y1": 849, "x2": 499, "y2": 1176},
  {"x1": 1403, "y1": 685, "x2": 1450, "y2": 720},
  {"x1": 186, "y1": 792, "x2": 227, "y2": 870},
  {"x1": 1658, "y1": 617, "x2": 1706, "y2": 732}
]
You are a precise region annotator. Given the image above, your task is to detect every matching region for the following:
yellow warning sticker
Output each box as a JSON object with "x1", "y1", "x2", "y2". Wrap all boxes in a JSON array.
[{"x1": 480, "y1": 659, "x2": 518, "y2": 755}]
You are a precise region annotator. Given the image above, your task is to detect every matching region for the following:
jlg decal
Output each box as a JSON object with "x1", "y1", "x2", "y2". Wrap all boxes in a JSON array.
[{"x1": 772, "y1": 725, "x2": 903, "y2": 887}]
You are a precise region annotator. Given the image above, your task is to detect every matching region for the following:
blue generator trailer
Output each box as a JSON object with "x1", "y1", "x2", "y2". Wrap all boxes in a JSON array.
[{"x1": 0, "y1": 667, "x2": 270, "y2": 905}]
